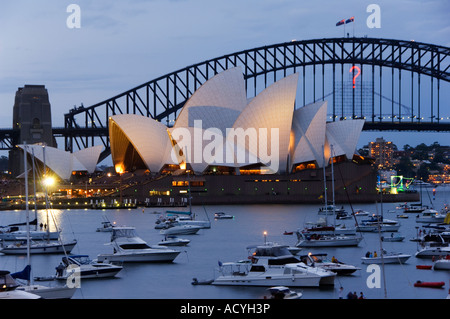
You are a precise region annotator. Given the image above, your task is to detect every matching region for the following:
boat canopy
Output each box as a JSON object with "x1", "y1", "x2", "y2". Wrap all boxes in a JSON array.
[{"x1": 111, "y1": 227, "x2": 139, "y2": 241}]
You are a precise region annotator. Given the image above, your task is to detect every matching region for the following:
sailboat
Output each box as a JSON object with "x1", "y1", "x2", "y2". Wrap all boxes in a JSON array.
[
  {"x1": 296, "y1": 145, "x2": 362, "y2": 248},
  {"x1": 0, "y1": 148, "x2": 60, "y2": 241},
  {"x1": 0, "y1": 145, "x2": 77, "y2": 255},
  {"x1": 7, "y1": 143, "x2": 76, "y2": 299}
]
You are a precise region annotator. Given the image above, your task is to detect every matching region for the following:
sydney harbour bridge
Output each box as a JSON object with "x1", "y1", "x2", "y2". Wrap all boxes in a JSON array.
[{"x1": 1, "y1": 37, "x2": 449, "y2": 161}]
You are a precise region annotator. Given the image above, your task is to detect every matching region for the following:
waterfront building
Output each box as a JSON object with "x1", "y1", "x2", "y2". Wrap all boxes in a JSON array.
[{"x1": 107, "y1": 68, "x2": 417, "y2": 204}]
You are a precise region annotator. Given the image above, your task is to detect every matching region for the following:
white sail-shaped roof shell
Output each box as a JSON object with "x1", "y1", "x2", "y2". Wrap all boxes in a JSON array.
[
  {"x1": 230, "y1": 73, "x2": 299, "y2": 173},
  {"x1": 290, "y1": 101, "x2": 328, "y2": 169},
  {"x1": 187, "y1": 106, "x2": 241, "y2": 135},
  {"x1": 174, "y1": 67, "x2": 247, "y2": 129},
  {"x1": 109, "y1": 114, "x2": 173, "y2": 173},
  {"x1": 325, "y1": 119, "x2": 365, "y2": 163},
  {"x1": 73, "y1": 145, "x2": 103, "y2": 173},
  {"x1": 18, "y1": 144, "x2": 88, "y2": 180},
  {"x1": 169, "y1": 126, "x2": 245, "y2": 174}
]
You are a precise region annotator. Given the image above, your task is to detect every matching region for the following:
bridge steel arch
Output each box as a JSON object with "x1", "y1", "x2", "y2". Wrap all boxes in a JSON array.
[{"x1": 63, "y1": 37, "x2": 450, "y2": 154}]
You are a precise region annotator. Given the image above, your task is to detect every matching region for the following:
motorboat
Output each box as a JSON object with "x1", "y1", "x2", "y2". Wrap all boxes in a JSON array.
[
  {"x1": 164, "y1": 210, "x2": 211, "y2": 229},
  {"x1": 318, "y1": 205, "x2": 345, "y2": 215},
  {"x1": 55, "y1": 255, "x2": 123, "y2": 279},
  {"x1": 214, "y1": 212, "x2": 234, "y2": 219},
  {"x1": 361, "y1": 251, "x2": 411, "y2": 264},
  {"x1": 381, "y1": 233, "x2": 405, "y2": 242},
  {"x1": 265, "y1": 286, "x2": 302, "y2": 299},
  {"x1": 212, "y1": 261, "x2": 336, "y2": 287},
  {"x1": 300, "y1": 218, "x2": 357, "y2": 236},
  {"x1": 97, "y1": 226, "x2": 180, "y2": 263},
  {"x1": 433, "y1": 256, "x2": 450, "y2": 270},
  {"x1": 336, "y1": 211, "x2": 352, "y2": 220},
  {"x1": 96, "y1": 213, "x2": 115, "y2": 232},
  {"x1": 246, "y1": 242, "x2": 302, "y2": 265},
  {"x1": 416, "y1": 209, "x2": 446, "y2": 223},
  {"x1": 160, "y1": 224, "x2": 202, "y2": 235},
  {"x1": 356, "y1": 215, "x2": 400, "y2": 232},
  {"x1": 415, "y1": 245, "x2": 450, "y2": 259},
  {"x1": 0, "y1": 270, "x2": 41, "y2": 299},
  {"x1": 296, "y1": 232, "x2": 362, "y2": 247},
  {"x1": 157, "y1": 235, "x2": 190, "y2": 246},
  {"x1": 403, "y1": 203, "x2": 428, "y2": 213},
  {"x1": 299, "y1": 253, "x2": 360, "y2": 275},
  {"x1": 354, "y1": 210, "x2": 370, "y2": 216},
  {"x1": 0, "y1": 239, "x2": 77, "y2": 255}
]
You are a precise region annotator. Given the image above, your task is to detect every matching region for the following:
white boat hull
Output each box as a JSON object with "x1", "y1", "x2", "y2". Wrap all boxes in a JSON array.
[
  {"x1": 16, "y1": 285, "x2": 76, "y2": 299},
  {"x1": 415, "y1": 246, "x2": 450, "y2": 258},
  {"x1": 361, "y1": 254, "x2": 411, "y2": 264},
  {"x1": 357, "y1": 224, "x2": 400, "y2": 232},
  {"x1": 0, "y1": 230, "x2": 60, "y2": 241},
  {"x1": 297, "y1": 237, "x2": 362, "y2": 247},
  {"x1": 0, "y1": 290, "x2": 41, "y2": 299},
  {"x1": 97, "y1": 250, "x2": 180, "y2": 263},
  {"x1": 433, "y1": 259, "x2": 450, "y2": 270},
  {"x1": 0, "y1": 240, "x2": 77, "y2": 255},
  {"x1": 160, "y1": 225, "x2": 201, "y2": 235}
]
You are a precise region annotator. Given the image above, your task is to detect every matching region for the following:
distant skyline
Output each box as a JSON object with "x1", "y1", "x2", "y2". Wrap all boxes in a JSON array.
[{"x1": 1, "y1": 0, "x2": 449, "y2": 159}]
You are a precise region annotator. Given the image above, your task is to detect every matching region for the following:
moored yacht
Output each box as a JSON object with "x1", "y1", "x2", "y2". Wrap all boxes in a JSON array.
[
  {"x1": 212, "y1": 242, "x2": 336, "y2": 287},
  {"x1": 212, "y1": 261, "x2": 335, "y2": 287},
  {"x1": 299, "y1": 253, "x2": 360, "y2": 275},
  {"x1": 415, "y1": 209, "x2": 446, "y2": 224},
  {"x1": 356, "y1": 215, "x2": 400, "y2": 232},
  {"x1": 295, "y1": 232, "x2": 362, "y2": 247},
  {"x1": 97, "y1": 226, "x2": 180, "y2": 263},
  {"x1": 55, "y1": 255, "x2": 123, "y2": 279}
]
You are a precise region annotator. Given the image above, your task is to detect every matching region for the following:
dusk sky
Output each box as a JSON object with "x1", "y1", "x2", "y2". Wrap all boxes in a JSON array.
[{"x1": 1, "y1": 0, "x2": 449, "y2": 158}]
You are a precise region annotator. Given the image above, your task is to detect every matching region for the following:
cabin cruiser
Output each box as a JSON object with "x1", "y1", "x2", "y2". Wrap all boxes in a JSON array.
[
  {"x1": 214, "y1": 212, "x2": 234, "y2": 219},
  {"x1": 415, "y1": 209, "x2": 446, "y2": 223},
  {"x1": 415, "y1": 244, "x2": 450, "y2": 259},
  {"x1": 299, "y1": 253, "x2": 360, "y2": 275},
  {"x1": 159, "y1": 224, "x2": 202, "y2": 235},
  {"x1": 356, "y1": 215, "x2": 400, "y2": 232},
  {"x1": 97, "y1": 227, "x2": 180, "y2": 263},
  {"x1": 157, "y1": 235, "x2": 190, "y2": 246},
  {"x1": 212, "y1": 260, "x2": 335, "y2": 287},
  {"x1": 211, "y1": 242, "x2": 335, "y2": 287},
  {"x1": 318, "y1": 205, "x2": 345, "y2": 215},
  {"x1": 296, "y1": 232, "x2": 362, "y2": 247},
  {"x1": 299, "y1": 218, "x2": 357, "y2": 236},
  {"x1": 55, "y1": 255, "x2": 123, "y2": 279}
]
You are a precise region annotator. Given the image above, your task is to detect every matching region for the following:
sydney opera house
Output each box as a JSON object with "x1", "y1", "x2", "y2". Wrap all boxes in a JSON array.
[{"x1": 107, "y1": 67, "x2": 382, "y2": 204}]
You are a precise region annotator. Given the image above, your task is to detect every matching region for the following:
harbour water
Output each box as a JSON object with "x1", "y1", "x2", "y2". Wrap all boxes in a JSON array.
[{"x1": 0, "y1": 188, "x2": 449, "y2": 300}]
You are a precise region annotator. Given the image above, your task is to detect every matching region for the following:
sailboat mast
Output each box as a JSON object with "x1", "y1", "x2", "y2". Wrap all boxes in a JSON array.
[
  {"x1": 322, "y1": 145, "x2": 327, "y2": 225},
  {"x1": 42, "y1": 145, "x2": 50, "y2": 240},
  {"x1": 330, "y1": 145, "x2": 336, "y2": 228},
  {"x1": 31, "y1": 148, "x2": 38, "y2": 231},
  {"x1": 23, "y1": 142, "x2": 31, "y2": 285}
]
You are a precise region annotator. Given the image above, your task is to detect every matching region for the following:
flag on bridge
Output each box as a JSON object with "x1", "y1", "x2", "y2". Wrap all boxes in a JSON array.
[
  {"x1": 336, "y1": 19, "x2": 345, "y2": 26},
  {"x1": 346, "y1": 17, "x2": 355, "y2": 24}
]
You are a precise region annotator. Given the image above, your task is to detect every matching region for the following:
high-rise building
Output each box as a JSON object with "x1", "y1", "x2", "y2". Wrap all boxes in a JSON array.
[{"x1": 369, "y1": 137, "x2": 395, "y2": 169}]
